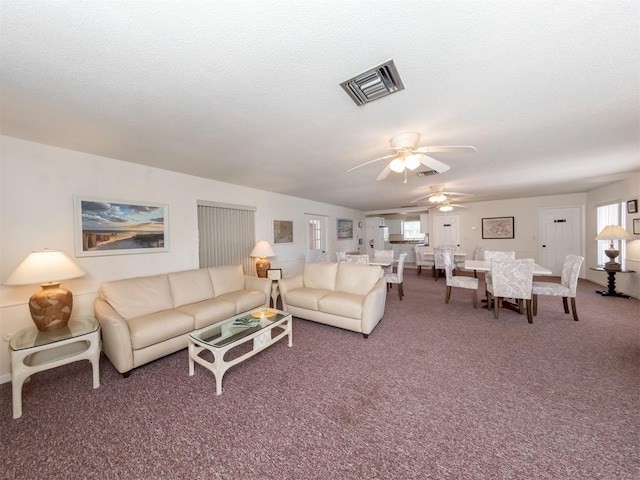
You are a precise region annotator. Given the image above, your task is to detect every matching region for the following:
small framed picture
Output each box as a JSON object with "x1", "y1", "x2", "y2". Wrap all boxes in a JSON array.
[
  {"x1": 627, "y1": 199, "x2": 638, "y2": 214},
  {"x1": 266, "y1": 268, "x2": 282, "y2": 280},
  {"x1": 634, "y1": 218, "x2": 640, "y2": 235},
  {"x1": 358, "y1": 221, "x2": 363, "y2": 228}
]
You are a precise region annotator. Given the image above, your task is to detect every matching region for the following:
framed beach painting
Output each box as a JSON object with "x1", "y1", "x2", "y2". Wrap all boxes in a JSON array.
[
  {"x1": 337, "y1": 218, "x2": 353, "y2": 239},
  {"x1": 482, "y1": 216, "x2": 514, "y2": 239},
  {"x1": 273, "y1": 220, "x2": 294, "y2": 244},
  {"x1": 74, "y1": 196, "x2": 169, "y2": 257}
]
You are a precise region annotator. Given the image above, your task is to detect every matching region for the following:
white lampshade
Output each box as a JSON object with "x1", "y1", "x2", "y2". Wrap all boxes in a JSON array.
[
  {"x1": 404, "y1": 155, "x2": 421, "y2": 171},
  {"x1": 594, "y1": 225, "x2": 633, "y2": 241},
  {"x1": 389, "y1": 158, "x2": 405, "y2": 173},
  {"x1": 5, "y1": 249, "x2": 86, "y2": 286},
  {"x1": 250, "y1": 240, "x2": 275, "y2": 258},
  {"x1": 429, "y1": 193, "x2": 447, "y2": 203}
]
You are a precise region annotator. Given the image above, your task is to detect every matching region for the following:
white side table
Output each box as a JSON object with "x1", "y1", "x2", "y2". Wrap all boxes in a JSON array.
[
  {"x1": 271, "y1": 280, "x2": 280, "y2": 308},
  {"x1": 9, "y1": 316, "x2": 101, "y2": 419}
]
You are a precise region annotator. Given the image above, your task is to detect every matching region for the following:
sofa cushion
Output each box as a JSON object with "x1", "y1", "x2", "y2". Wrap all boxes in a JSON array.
[
  {"x1": 177, "y1": 298, "x2": 237, "y2": 329},
  {"x1": 126, "y1": 309, "x2": 195, "y2": 350},
  {"x1": 168, "y1": 269, "x2": 214, "y2": 308},
  {"x1": 100, "y1": 274, "x2": 174, "y2": 320},
  {"x1": 216, "y1": 290, "x2": 268, "y2": 313},
  {"x1": 284, "y1": 288, "x2": 331, "y2": 311},
  {"x1": 303, "y1": 262, "x2": 339, "y2": 291},
  {"x1": 336, "y1": 263, "x2": 382, "y2": 296},
  {"x1": 318, "y1": 291, "x2": 364, "y2": 320},
  {"x1": 208, "y1": 265, "x2": 244, "y2": 297}
]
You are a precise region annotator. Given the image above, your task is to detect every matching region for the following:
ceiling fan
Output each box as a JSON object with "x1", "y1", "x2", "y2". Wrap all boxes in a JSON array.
[
  {"x1": 410, "y1": 184, "x2": 474, "y2": 205},
  {"x1": 346, "y1": 132, "x2": 477, "y2": 182},
  {"x1": 426, "y1": 201, "x2": 469, "y2": 213}
]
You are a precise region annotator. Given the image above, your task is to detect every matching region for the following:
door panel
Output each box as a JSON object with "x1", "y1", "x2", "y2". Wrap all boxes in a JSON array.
[
  {"x1": 434, "y1": 214, "x2": 461, "y2": 247},
  {"x1": 305, "y1": 214, "x2": 328, "y2": 262},
  {"x1": 539, "y1": 207, "x2": 582, "y2": 275}
]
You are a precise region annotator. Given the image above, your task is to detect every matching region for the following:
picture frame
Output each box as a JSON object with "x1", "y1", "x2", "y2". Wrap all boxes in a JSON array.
[
  {"x1": 273, "y1": 219, "x2": 294, "y2": 244},
  {"x1": 627, "y1": 199, "x2": 638, "y2": 214},
  {"x1": 634, "y1": 218, "x2": 640, "y2": 235},
  {"x1": 74, "y1": 196, "x2": 169, "y2": 257},
  {"x1": 482, "y1": 216, "x2": 514, "y2": 239},
  {"x1": 266, "y1": 268, "x2": 282, "y2": 280},
  {"x1": 337, "y1": 218, "x2": 353, "y2": 239},
  {"x1": 358, "y1": 221, "x2": 363, "y2": 228}
]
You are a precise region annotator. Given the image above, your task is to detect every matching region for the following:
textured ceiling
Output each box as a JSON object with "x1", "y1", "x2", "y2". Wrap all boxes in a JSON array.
[{"x1": 1, "y1": 1, "x2": 638, "y2": 212}]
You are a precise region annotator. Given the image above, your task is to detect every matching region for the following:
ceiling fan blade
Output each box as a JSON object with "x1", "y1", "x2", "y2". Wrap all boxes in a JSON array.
[
  {"x1": 376, "y1": 164, "x2": 392, "y2": 181},
  {"x1": 346, "y1": 154, "x2": 396, "y2": 173},
  {"x1": 410, "y1": 193, "x2": 433, "y2": 204},
  {"x1": 418, "y1": 155, "x2": 450, "y2": 173},
  {"x1": 414, "y1": 146, "x2": 477, "y2": 154}
]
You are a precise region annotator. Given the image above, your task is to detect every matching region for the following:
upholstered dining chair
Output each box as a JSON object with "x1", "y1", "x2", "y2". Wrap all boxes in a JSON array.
[
  {"x1": 486, "y1": 258, "x2": 535, "y2": 322},
  {"x1": 532, "y1": 255, "x2": 584, "y2": 321},
  {"x1": 443, "y1": 249, "x2": 479, "y2": 308},
  {"x1": 374, "y1": 249, "x2": 394, "y2": 274},
  {"x1": 345, "y1": 254, "x2": 370, "y2": 265},
  {"x1": 336, "y1": 251, "x2": 347, "y2": 263},
  {"x1": 414, "y1": 246, "x2": 435, "y2": 276},
  {"x1": 433, "y1": 246, "x2": 456, "y2": 281},
  {"x1": 483, "y1": 250, "x2": 516, "y2": 293},
  {"x1": 384, "y1": 252, "x2": 407, "y2": 300}
]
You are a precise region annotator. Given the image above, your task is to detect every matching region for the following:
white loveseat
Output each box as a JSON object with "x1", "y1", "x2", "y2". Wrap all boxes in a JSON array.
[
  {"x1": 278, "y1": 262, "x2": 387, "y2": 338},
  {"x1": 94, "y1": 265, "x2": 271, "y2": 376}
]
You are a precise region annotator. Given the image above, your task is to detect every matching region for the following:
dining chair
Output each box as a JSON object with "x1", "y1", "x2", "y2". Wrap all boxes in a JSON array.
[
  {"x1": 414, "y1": 246, "x2": 435, "y2": 276},
  {"x1": 336, "y1": 251, "x2": 347, "y2": 263},
  {"x1": 433, "y1": 246, "x2": 456, "y2": 281},
  {"x1": 532, "y1": 255, "x2": 584, "y2": 321},
  {"x1": 472, "y1": 246, "x2": 483, "y2": 278},
  {"x1": 486, "y1": 258, "x2": 535, "y2": 322},
  {"x1": 483, "y1": 250, "x2": 515, "y2": 292},
  {"x1": 443, "y1": 249, "x2": 479, "y2": 308},
  {"x1": 384, "y1": 252, "x2": 407, "y2": 300},
  {"x1": 374, "y1": 249, "x2": 394, "y2": 274},
  {"x1": 345, "y1": 254, "x2": 370, "y2": 265}
]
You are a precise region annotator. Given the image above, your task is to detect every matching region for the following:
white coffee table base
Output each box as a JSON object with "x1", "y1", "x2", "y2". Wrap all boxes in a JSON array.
[{"x1": 188, "y1": 314, "x2": 292, "y2": 395}]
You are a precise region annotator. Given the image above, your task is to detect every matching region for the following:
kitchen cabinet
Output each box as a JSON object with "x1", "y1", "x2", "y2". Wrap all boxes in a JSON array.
[{"x1": 386, "y1": 219, "x2": 403, "y2": 235}]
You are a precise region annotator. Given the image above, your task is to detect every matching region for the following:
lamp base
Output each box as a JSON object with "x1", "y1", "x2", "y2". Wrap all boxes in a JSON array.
[
  {"x1": 28, "y1": 282, "x2": 73, "y2": 331},
  {"x1": 604, "y1": 246, "x2": 621, "y2": 271},
  {"x1": 255, "y1": 258, "x2": 271, "y2": 278}
]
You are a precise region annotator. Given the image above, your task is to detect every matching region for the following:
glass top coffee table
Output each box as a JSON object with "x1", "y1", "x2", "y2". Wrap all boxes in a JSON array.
[{"x1": 188, "y1": 308, "x2": 292, "y2": 395}]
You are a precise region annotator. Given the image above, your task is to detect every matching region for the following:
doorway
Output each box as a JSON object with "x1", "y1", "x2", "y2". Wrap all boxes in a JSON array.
[
  {"x1": 305, "y1": 214, "x2": 328, "y2": 262},
  {"x1": 433, "y1": 214, "x2": 462, "y2": 247},
  {"x1": 538, "y1": 206, "x2": 583, "y2": 276}
]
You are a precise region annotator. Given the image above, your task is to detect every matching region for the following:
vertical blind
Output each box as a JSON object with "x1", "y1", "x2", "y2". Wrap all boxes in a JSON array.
[{"x1": 197, "y1": 201, "x2": 256, "y2": 274}]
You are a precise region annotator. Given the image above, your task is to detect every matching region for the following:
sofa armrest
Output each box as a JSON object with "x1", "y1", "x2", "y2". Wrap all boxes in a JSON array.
[
  {"x1": 361, "y1": 277, "x2": 387, "y2": 335},
  {"x1": 94, "y1": 297, "x2": 134, "y2": 374},
  {"x1": 278, "y1": 275, "x2": 303, "y2": 298},
  {"x1": 244, "y1": 275, "x2": 272, "y2": 307}
]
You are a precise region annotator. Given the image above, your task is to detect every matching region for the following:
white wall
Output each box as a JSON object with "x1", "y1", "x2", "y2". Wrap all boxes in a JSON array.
[{"x1": 0, "y1": 135, "x2": 364, "y2": 382}]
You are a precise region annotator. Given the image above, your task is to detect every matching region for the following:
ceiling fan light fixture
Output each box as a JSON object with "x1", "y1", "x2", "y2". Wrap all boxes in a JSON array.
[
  {"x1": 404, "y1": 155, "x2": 421, "y2": 171},
  {"x1": 429, "y1": 193, "x2": 447, "y2": 203},
  {"x1": 439, "y1": 205, "x2": 454, "y2": 212},
  {"x1": 389, "y1": 158, "x2": 405, "y2": 173}
]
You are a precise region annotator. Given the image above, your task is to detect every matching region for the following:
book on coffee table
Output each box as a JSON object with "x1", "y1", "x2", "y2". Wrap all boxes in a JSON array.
[{"x1": 232, "y1": 316, "x2": 260, "y2": 328}]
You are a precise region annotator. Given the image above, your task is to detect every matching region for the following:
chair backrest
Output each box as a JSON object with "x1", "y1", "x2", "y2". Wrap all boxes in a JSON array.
[
  {"x1": 473, "y1": 246, "x2": 483, "y2": 260},
  {"x1": 336, "y1": 251, "x2": 347, "y2": 263},
  {"x1": 414, "y1": 246, "x2": 433, "y2": 266},
  {"x1": 484, "y1": 250, "x2": 516, "y2": 261},
  {"x1": 374, "y1": 250, "x2": 394, "y2": 261},
  {"x1": 442, "y1": 249, "x2": 456, "y2": 284},
  {"x1": 490, "y1": 258, "x2": 534, "y2": 299},
  {"x1": 434, "y1": 246, "x2": 455, "y2": 269},
  {"x1": 561, "y1": 255, "x2": 584, "y2": 296},
  {"x1": 395, "y1": 252, "x2": 407, "y2": 282},
  {"x1": 346, "y1": 254, "x2": 370, "y2": 265}
]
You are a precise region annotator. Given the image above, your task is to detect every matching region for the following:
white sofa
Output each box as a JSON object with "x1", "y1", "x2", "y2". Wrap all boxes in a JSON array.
[
  {"x1": 278, "y1": 262, "x2": 387, "y2": 338},
  {"x1": 94, "y1": 265, "x2": 271, "y2": 376}
]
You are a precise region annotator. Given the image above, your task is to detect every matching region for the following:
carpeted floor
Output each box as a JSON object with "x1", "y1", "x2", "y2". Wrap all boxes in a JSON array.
[{"x1": 1, "y1": 269, "x2": 638, "y2": 479}]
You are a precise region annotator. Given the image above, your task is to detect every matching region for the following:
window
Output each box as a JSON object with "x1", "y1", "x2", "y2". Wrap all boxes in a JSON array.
[
  {"x1": 403, "y1": 221, "x2": 425, "y2": 242},
  {"x1": 596, "y1": 201, "x2": 625, "y2": 268}
]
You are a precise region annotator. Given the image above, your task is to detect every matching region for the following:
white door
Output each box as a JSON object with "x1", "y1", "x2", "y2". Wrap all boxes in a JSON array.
[
  {"x1": 305, "y1": 214, "x2": 328, "y2": 262},
  {"x1": 539, "y1": 206, "x2": 583, "y2": 275},
  {"x1": 434, "y1": 214, "x2": 462, "y2": 247}
]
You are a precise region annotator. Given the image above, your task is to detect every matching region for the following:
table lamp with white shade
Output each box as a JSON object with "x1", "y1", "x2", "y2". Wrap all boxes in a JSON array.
[
  {"x1": 594, "y1": 225, "x2": 633, "y2": 271},
  {"x1": 250, "y1": 240, "x2": 275, "y2": 278},
  {"x1": 4, "y1": 249, "x2": 87, "y2": 331}
]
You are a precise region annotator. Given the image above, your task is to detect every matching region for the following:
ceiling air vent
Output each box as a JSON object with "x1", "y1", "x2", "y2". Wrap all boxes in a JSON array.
[
  {"x1": 340, "y1": 59, "x2": 405, "y2": 106},
  {"x1": 416, "y1": 170, "x2": 438, "y2": 177}
]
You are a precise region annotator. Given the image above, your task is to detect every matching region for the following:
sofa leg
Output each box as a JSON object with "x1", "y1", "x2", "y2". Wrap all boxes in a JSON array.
[
  {"x1": 122, "y1": 371, "x2": 131, "y2": 378},
  {"x1": 362, "y1": 333, "x2": 369, "y2": 339}
]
